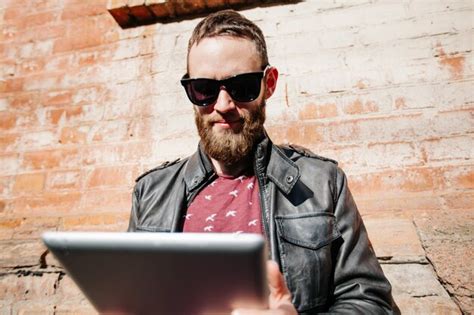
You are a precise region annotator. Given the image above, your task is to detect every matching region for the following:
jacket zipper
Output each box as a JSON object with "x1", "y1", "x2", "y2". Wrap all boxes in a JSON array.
[{"x1": 255, "y1": 158, "x2": 272, "y2": 259}]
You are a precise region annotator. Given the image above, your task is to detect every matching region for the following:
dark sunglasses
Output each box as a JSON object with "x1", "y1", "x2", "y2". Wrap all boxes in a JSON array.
[{"x1": 180, "y1": 67, "x2": 268, "y2": 106}]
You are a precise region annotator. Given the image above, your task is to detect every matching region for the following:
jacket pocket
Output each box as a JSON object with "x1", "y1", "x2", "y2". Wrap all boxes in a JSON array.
[{"x1": 275, "y1": 212, "x2": 341, "y2": 312}]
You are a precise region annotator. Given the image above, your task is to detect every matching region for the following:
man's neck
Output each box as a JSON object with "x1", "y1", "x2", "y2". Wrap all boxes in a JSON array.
[{"x1": 210, "y1": 156, "x2": 253, "y2": 178}]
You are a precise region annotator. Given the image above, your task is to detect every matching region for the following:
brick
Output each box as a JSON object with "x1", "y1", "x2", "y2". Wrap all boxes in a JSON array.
[
  {"x1": 83, "y1": 142, "x2": 152, "y2": 165},
  {"x1": 436, "y1": 43, "x2": 466, "y2": 80},
  {"x1": 10, "y1": 92, "x2": 40, "y2": 111},
  {"x1": 0, "y1": 77, "x2": 24, "y2": 93},
  {"x1": 354, "y1": 193, "x2": 443, "y2": 213},
  {"x1": 59, "y1": 126, "x2": 88, "y2": 145},
  {"x1": 47, "y1": 107, "x2": 81, "y2": 125},
  {"x1": 0, "y1": 176, "x2": 13, "y2": 196},
  {"x1": 46, "y1": 170, "x2": 82, "y2": 190},
  {"x1": 89, "y1": 120, "x2": 131, "y2": 143},
  {"x1": 22, "y1": 148, "x2": 81, "y2": 171},
  {"x1": 108, "y1": 6, "x2": 134, "y2": 28},
  {"x1": 0, "y1": 240, "x2": 46, "y2": 267},
  {"x1": 0, "y1": 153, "x2": 20, "y2": 176},
  {"x1": 205, "y1": 0, "x2": 226, "y2": 9},
  {"x1": 85, "y1": 166, "x2": 135, "y2": 188},
  {"x1": 60, "y1": 212, "x2": 129, "y2": 231},
  {"x1": 80, "y1": 189, "x2": 131, "y2": 213},
  {"x1": 10, "y1": 192, "x2": 82, "y2": 215},
  {"x1": 174, "y1": 0, "x2": 206, "y2": 16},
  {"x1": 342, "y1": 98, "x2": 379, "y2": 115},
  {"x1": 147, "y1": 1, "x2": 174, "y2": 20},
  {"x1": 0, "y1": 112, "x2": 17, "y2": 131},
  {"x1": 10, "y1": 216, "x2": 59, "y2": 240},
  {"x1": 420, "y1": 136, "x2": 474, "y2": 163},
  {"x1": 54, "y1": 303, "x2": 97, "y2": 315},
  {"x1": 298, "y1": 103, "x2": 338, "y2": 120},
  {"x1": 12, "y1": 302, "x2": 56, "y2": 315},
  {"x1": 53, "y1": 16, "x2": 116, "y2": 53},
  {"x1": 349, "y1": 167, "x2": 444, "y2": 196},
  {"x1": 61, "y1": 1, "x2": 106, "y2": 20},
  {"x1": 42, "y1": 90, "x2": 73, "y2": 107},
  {"x1": 18, "y1": 130, "x2": 57, "y2": 149},
  {"x1": 0, "y1": 218, "x2": 21, "y2": 240},
  {"x1": 442, "y1": 191, "x2": 474, "y2": 210},
  {"x1": 13, "y1": 173, "x2": 45, "y2": 194},
  {"x1": 129, "y1": 5, "x2": 156, "y2": 25},
  {"x1": 21, "y1": 10, "x2": 60, "y2": 29},
  {"x1": 441, "y1": 165, "x2": 474, "y2": 190},
  {"x1": 0, "y1": 133, "x2": 18, "y2": 152}
]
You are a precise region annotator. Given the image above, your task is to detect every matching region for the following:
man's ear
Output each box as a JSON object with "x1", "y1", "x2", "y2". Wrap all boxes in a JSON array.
[{"x1": 264, "y1": 67, "x2": 279, "y2": 100}]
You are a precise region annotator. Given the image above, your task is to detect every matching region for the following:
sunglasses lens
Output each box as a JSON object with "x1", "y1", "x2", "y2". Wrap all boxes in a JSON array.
[
  {"x1": 185, "y1": 79, "x2": 219, "y2": 106},
  {"x1": 227, "y1": 73, "x2": 262, "y2": 102}
]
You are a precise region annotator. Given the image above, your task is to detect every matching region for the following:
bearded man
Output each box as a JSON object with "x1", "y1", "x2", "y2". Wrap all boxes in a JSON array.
[{"x1": 128, "y1": 9, "x2": 399, "y2": 315}]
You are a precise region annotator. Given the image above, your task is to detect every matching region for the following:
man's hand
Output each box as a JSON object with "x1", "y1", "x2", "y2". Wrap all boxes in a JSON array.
[{"x1": 232, "y1": 260, "x2": 298, "y2": 315}]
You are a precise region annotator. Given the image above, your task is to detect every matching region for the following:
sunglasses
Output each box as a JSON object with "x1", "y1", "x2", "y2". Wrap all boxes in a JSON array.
[{"x1": 180, "y1": 67, "x2": 268, "y2": 106}]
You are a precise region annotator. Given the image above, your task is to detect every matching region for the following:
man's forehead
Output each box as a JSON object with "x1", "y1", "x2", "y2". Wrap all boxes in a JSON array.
[{"x1": 187, "y1": 36, "x2": 261, "y2": 79}]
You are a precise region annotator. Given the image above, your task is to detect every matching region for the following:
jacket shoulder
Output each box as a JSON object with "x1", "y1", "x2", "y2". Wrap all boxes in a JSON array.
[
  {"x1": 135, "y1": 158, "x2": 185, "y2": 183},
  {"x1": 278, "y1": 143, "x2": 338, "y2": 165}
]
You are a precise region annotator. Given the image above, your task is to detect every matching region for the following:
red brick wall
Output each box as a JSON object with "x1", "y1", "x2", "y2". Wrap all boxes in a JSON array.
[{"x1": 1, "y1": 0, "x2": 472, "y2": 313}]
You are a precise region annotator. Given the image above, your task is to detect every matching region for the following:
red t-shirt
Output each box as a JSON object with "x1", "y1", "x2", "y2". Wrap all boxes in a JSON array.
[{"x1": 183, "y1": 175, "x2": 263, "y2": 234}]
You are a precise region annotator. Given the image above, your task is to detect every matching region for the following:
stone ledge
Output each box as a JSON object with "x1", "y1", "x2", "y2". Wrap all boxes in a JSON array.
[{"x1": 107, "y1": 0, "x2": 299, "y2": 28}]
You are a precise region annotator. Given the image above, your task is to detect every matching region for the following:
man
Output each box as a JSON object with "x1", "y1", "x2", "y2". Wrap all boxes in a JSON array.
[{"x1": 128, "y1": 9, "x2": 399, "y2": 314}]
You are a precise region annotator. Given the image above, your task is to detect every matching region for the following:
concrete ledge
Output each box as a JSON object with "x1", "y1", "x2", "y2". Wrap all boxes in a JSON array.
[
  {"x1": 365, "y1": 217, "x2": 427, "y2": 264},
  {"x1": 366, "y1": 217, "x2": 461, "y2": 314}
]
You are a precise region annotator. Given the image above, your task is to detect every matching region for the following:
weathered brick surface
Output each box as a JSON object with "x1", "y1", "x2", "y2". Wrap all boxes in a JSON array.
[{"x1": 0, "y1": 0, "x2": 472, "y2": 313}]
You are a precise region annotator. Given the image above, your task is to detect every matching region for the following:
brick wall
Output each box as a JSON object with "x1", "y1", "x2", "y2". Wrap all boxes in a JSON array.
[{"x1": 1, "y1": 0, "x2": 472, "y2": 313}]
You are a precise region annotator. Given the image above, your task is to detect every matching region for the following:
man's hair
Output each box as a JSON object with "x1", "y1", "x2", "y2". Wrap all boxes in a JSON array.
[{"x1": 187, "y1": 9, "x2": 269, "y2": 68}]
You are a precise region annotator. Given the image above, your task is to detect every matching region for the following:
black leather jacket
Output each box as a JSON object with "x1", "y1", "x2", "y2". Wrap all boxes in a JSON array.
[{"x1": 128, "y1": 136, "x2": 399, "y2": 314}]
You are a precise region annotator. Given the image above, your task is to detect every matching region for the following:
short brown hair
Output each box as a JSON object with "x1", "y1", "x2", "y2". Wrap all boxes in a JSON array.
[{"x1": 187, "y1": 10, "x2": 268, "y2": 68}]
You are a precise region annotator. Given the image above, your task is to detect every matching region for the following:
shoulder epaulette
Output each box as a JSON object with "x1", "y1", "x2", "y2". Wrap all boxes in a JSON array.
[
  {"x1": 287, "y1": 144, "x2": 338, "y2": 165},
  {"x1": 135, "y1": 158, "x2": 181, "y2": 182}
]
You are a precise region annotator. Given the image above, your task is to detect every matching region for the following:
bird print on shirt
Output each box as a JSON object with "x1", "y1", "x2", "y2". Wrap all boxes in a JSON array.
[
  {"x1": 204, "y1": 225, "x2": 213, "y2": 231},
  {"x1": 206, "y1": 214, "x2": 217, "y2": 222},
  {"x1": 204, "y1": 195, "x2": 212, "y2": 201},
  {"x1": 229, "y1": 190, "x2": 238, "y2": 197},
  {"x1": 226, "y1": 210, "x2": 237, "y2": 217},
  {"x1": 235, "y1": 175, "x2": 246, "y2": 182},
  {"x1": 248, "y1": 219, "x2": 258, "y2": 226},
  {"x1": 247, "y1": 182, "x2": 254, "y2": 190}
]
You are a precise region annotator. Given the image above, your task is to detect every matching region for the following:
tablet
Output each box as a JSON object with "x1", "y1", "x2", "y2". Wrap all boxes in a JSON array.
[{"x1": 42, "y1": 232, "x2": 268, "y2": 315}]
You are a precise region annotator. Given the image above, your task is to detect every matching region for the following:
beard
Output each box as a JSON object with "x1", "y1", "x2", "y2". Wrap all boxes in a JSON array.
[{"x1": 194, "y1": 101, "x2": 266, "y2": 167}]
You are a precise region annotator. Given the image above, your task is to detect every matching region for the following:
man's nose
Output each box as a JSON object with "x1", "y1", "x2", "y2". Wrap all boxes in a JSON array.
[{"x1": 213, "y1": 88, "x2": 236, "y2": 113}]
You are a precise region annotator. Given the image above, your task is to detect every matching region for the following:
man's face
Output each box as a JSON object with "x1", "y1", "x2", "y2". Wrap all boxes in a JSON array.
[{"x1": 187, "y1": 36, "x2": 267, "y2": 166}]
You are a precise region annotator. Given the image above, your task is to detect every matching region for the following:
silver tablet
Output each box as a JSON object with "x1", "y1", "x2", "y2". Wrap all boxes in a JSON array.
[{"x1": 42, "y1": 232, "x2": 268, "y2": 315}]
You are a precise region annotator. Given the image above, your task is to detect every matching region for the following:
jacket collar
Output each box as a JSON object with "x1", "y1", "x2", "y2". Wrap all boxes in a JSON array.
[
  {"x1": 183, "y1": 134, "x2": 300, "y2": 195},
  {"x1": 183, "y1": 142, "x2": 214, "y2": 192}
]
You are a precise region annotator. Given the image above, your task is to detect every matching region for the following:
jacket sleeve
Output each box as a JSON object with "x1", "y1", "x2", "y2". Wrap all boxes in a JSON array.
[
  {"x1": 127, "y1": 186, "x2": 140, "y2": 232},
  {"x1": 327, "y1": 167, "x2": 399, "y2": 314}
]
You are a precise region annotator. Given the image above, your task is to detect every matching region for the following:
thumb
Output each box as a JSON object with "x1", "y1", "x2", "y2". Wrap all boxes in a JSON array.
[{"x1": 267, "y1": 260, "x2": 289, "y2": 299}]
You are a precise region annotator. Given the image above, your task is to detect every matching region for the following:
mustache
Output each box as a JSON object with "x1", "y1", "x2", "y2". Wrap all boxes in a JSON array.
[{"x1": 205, "y1": 113, "x2": 245, "y2": 124}]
